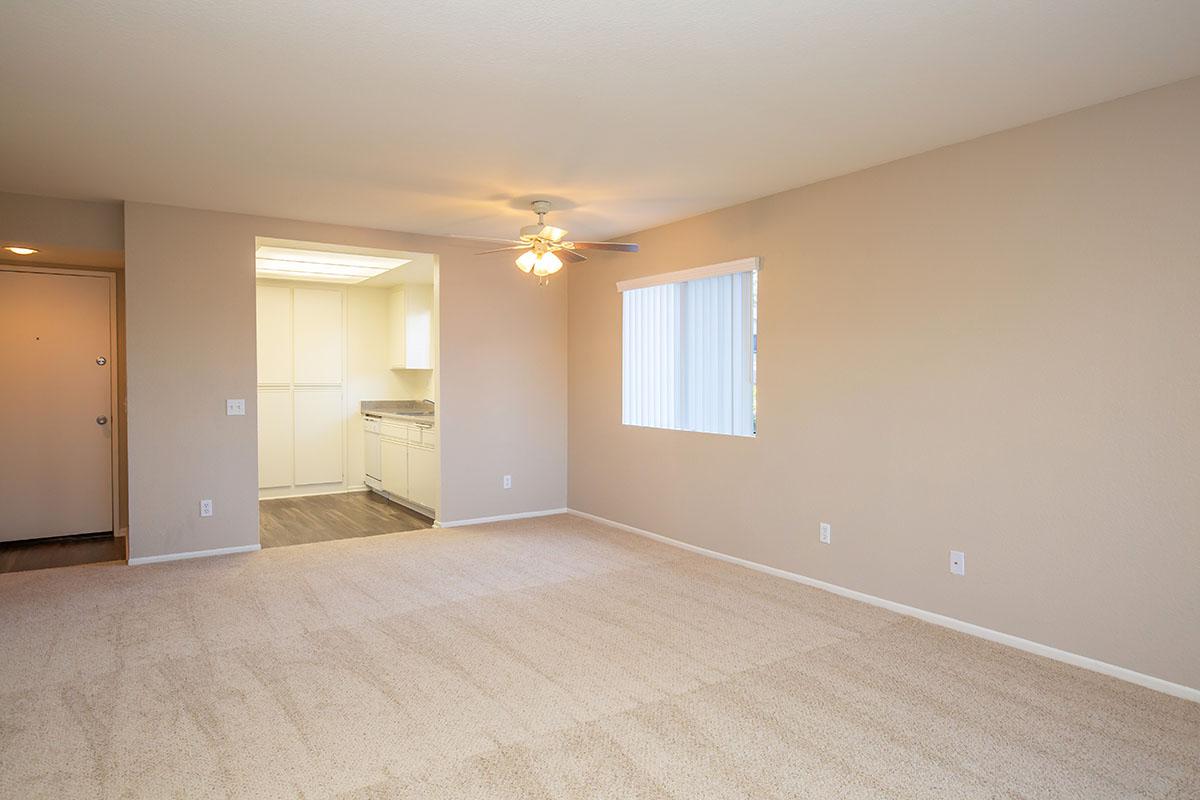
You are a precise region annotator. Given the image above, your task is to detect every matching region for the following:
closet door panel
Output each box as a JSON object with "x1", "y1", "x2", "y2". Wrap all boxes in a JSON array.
[
  {"x1": 257, "y1": 387, "x2": 293, "y2": 489},
  {"x1": 293, "y1": 387, "x2": 343, "y2": 486},
  {"x1": 256, "y1": 285, "x2": 293, "y2": 384},
  {"x1": 293, "y1": 287, "x2": 343, "y2": 384}
]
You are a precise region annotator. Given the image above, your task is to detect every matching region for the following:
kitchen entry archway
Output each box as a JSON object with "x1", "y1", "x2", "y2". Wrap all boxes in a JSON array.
[{"x1": 253, "y1": 238, "x2": 439, "y2": 549}]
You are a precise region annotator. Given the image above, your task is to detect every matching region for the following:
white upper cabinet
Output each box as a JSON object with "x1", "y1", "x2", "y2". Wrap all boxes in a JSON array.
[
  {"x1": 256, "y1": 285, "x2": 292, "y2": 384},
  {"x1": 293, "y1": 287, "x2": 343, "y2": 384},
  {"x1": 389, "y1": 285, "x2": 433, "y2": 370}
]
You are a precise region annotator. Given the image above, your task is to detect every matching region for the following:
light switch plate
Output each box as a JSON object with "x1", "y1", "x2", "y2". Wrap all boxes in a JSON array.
[
  {"x1": 226, "y1": 399, "x2": 246, "y2": 416},
  {"x1": 950, "y1": 550, "x2": 965, "y2": 576}
]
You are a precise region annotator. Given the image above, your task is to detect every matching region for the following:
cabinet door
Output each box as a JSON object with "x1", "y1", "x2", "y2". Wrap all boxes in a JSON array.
[
  {"x1": 257, "y1": 387, "x2": 293, "y2": 488},
  {"x1": 293, "y1": 287, "x2": 343, "y2": 384},
  {"x1": 293, "y1": 388, "x2": 343, "y2": 486},
  {"x1": 407, "y1": 446, "x2": 438, "y2": 510},
  {"x1": 405, "y1": 284, "x2": 434, "y2": 369},
  {"x1": 381, "y1": 438, "x2": 408, "y2": 498},
  {"x1": 388, "y1": 289, "x2": 406, "y2": 369},
  {"x1": 256, "y1": 285, "x2": 292, "y2": 384}
]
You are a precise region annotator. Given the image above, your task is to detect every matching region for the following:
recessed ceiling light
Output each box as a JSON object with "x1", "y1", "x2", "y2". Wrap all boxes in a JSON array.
[
  {"x1": 255, "y1": 246, "x2": 410, "y2": 283},
  {"x1": 4, "y1": 246, "x2": 39, "y2": 255}
]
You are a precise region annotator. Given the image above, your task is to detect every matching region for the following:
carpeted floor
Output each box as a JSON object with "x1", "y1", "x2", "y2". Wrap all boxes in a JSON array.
[{"x1": 1, "y1": 514, "x2": 1196, "y2": 799}]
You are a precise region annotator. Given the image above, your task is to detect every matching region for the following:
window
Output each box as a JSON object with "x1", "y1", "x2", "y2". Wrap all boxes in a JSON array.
[{"x1": 620, "y1": 258, "x2": 758, "y2": 437}]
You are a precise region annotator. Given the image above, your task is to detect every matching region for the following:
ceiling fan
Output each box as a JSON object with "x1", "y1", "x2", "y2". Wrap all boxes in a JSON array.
[{"x1": 473, "y1": 200, "x2": 638, "y2": 280}]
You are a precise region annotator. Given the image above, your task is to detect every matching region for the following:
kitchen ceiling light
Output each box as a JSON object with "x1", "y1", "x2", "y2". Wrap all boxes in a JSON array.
[
  {"x1": 255, "y1": 246, "x2": 410, "y2": 283},
  {"x1": 4, "y1": 246, "x2": 39, "y2": 255}
]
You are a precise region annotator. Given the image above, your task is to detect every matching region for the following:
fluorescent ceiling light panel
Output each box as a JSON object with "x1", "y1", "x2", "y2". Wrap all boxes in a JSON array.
[{"x1": 255, "y1": 246, "x2": 410, "y2": 283}]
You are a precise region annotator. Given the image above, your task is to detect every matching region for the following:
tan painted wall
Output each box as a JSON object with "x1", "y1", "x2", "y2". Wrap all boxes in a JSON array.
[
  {"x1": 125, "y1": 203, "x2": 566, "y2": 559},
  {"x1": 0, "y1": 191, "x2": 124, "y2": 268},
  {"x1": 568, "y1": 77, "x2": 1200, "y2": 689}
]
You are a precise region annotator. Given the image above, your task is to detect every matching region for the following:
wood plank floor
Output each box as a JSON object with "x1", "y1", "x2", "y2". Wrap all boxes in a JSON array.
[
  {"x1": 259, "y1": 490, "x2": 432, "y2": 549},
  {"x1": 0, "y1": 532, "x2": 125, "y2": 574}
]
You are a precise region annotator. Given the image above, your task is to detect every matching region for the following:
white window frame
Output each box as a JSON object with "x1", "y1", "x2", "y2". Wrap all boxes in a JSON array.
[{"x1": 619, "y1": 257, "x2": 759, "y2": 437}]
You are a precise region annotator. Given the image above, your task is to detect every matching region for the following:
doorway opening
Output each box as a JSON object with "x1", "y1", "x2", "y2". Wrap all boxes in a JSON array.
[
  {"x1": 253, "y1": 238, "x2": 440, "y2": 548},
  {"x1": 0, "y1": 263, "x2": 127, "y2": 573}
]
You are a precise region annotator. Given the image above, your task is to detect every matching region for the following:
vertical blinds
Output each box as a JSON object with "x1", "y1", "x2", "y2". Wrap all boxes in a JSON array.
[{"x1": 622, "y1": 264, "x2": 756, "y2": 437}]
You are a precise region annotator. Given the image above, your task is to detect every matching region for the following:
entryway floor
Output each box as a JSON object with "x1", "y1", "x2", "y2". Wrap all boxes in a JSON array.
[
  {"x1": 0, "y1": 532, "x2": 125, "y2": 574},
  {"x1": 259, "y1": 490, "x2": 432, "y2": 549}
]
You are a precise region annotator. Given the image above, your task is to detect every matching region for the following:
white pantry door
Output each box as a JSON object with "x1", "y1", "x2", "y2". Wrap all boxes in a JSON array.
[{"x1": 0, "y1": 270, "x2": 114, "y2": 541}]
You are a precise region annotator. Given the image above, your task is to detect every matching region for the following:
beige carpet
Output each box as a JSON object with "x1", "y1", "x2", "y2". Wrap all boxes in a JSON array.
[{"x1": 1, "y1": 514, "x2": 1196, "y2": 799}]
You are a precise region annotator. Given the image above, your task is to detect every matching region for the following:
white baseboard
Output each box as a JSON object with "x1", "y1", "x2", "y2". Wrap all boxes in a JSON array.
[
  {"x1": 437, "y1": 508, "x2": 569, "y2": 529},
  {"x1": 128, "y1": 543, "x2": 261, "y2": 566},
  {"x1": 568, "y1": 509, "x2": 1199, "y2": 704}
]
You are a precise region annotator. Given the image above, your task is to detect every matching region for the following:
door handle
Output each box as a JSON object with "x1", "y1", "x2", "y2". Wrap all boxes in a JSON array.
[
  {"x1": 96, "y1": 356, "x2": 107, "y2": 366},
  {"x1": 96, "y1": 416, "x2": 108, "y2": 426}
]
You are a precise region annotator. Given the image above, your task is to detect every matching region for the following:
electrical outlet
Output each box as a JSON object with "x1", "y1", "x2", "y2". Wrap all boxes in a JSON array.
[
  {"x1": 949, "y1": 550, "x2": 965, "y2": 576},
  {"x1": 819, "y1": 522, "x2": 831, "y2": 544},
  {"x1": 200, "y1": 499, "x2": 213, "y2": 517},
  {"x1": 226, "y1": 399, "x2": 246, "y2": 416},
  {"x1": 502, "y1": 475, "x2": 512, "y2": 489}
]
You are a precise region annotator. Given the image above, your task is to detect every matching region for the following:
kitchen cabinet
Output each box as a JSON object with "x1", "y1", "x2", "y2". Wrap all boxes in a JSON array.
[
  {"x1": 293, "y1": 287, "x2": 343, "y2": 384},
  {"x1": 388, "y1": 285, "x2": 433, "y2": 370},
  {"x1": 256, "y1": 283, "x2": 347, "y2": 497},
  {"x1": 293, "y1": 387, "x2": 343, "y2": 486},
  {"x1": 370, "y1": 416, "x2": 437, "y2": 515},
  {"x1": 256, "y1": 285, "x2": 292, "y2": 385},
  {"x1": 381, "y1": 437, "x2": 408, "y2": 499},
  {"x1": 257, "y1": 387, "x2": 293, "y2": 489},
  {"x1": 406, "y1": 444, "x2": 438, "y2": 511}
]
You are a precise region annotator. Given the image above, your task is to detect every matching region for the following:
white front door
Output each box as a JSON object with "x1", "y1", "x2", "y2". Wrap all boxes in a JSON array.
[{"x1": 0, "y1": 269, "x2": 114, "y2": 542}]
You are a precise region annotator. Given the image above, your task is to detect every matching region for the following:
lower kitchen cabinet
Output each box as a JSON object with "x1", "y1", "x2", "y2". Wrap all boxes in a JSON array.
[
  {"x1": 407, "y1": 446, "x2": 438, "y2": 510},
  {"x1": 381, "y1": 438, "x2": 408, "y2": 499}
]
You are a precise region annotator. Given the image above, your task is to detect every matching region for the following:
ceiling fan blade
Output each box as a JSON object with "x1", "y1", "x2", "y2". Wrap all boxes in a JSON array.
[
  {"x1": 556, "y1": 248, "x2": 587, "y2": 263},
  {"x1": 476, "y1": 245, "x2": 531, "y2": 255},
  {"x1": 442, "y1": 234, "x2": 527, "y2": 245},
  {"x1": 566, "y1": 241, "x2": 640, "y2": 252}
]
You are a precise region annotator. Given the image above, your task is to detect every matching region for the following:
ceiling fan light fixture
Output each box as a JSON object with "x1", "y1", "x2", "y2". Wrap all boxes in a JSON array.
[
  {"x1": 477, "y1": 200, "x2": 636, "y2": 279},
  {"x1": 532, "y1": 251, "x2": 563, "y2": 277},
  {"x1": 515, "y1": 250, "x2": 538, "y2": 273}
]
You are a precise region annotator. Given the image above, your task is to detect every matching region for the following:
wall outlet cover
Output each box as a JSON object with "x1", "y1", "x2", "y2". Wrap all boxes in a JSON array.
[
  {"x1": 950, "y1": 550, "x2": 965, "y2": 576},
  {"x1": 200, "y1": 499, "x2": 214, "y2": 517},
  {"x1": 226, "y1": 399, "x2": 246, "y2": 416},
  {"x1": 819, "y1": 522, "x2": 831, "y2": 544},
  {"x1": 502, "y1": 475, "x2": 512, "y2": 489}
]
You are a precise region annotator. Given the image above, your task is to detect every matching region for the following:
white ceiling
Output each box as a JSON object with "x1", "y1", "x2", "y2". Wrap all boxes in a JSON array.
[{"x1": 2, "y1": 1, "x2": 1199, "y2": 241}]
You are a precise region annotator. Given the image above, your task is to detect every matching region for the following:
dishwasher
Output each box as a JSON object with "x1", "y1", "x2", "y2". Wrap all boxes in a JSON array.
[{"x1": 363, "y1": 415, "x2": 382, "y2": 489}]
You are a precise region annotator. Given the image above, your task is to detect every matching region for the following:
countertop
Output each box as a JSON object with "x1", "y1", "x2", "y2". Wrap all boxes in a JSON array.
[{"x1": 361, "y1": 400, "x2": 435, "y2": 426}]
